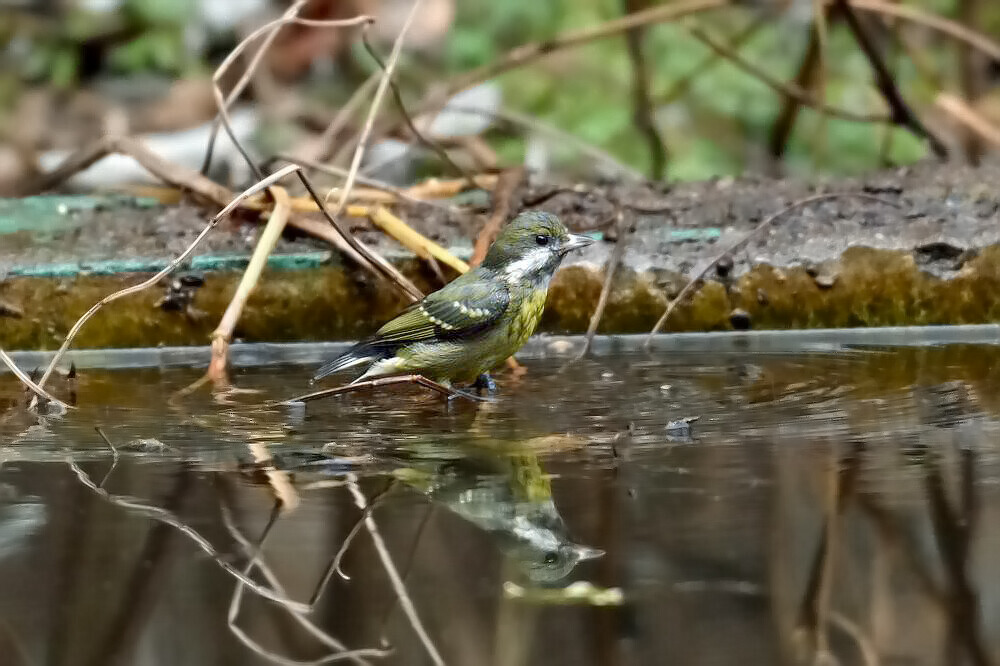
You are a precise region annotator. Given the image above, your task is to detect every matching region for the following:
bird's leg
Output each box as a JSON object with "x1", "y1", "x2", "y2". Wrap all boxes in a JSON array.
[
  {"x1": 470, "y1": 373, "x2": 498, "y2": 396},
  {"x1": 282, "y1": 374, "x2": 489, "y2": 405},
  {"x1": 446, "y1": 385, "x2": 493, "y2": 403}
]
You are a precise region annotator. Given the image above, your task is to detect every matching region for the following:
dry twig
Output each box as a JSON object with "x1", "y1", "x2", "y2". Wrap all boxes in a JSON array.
[
  {"x1": 219, "y1": 498, "x2": 384, "y2": 665},
  {"x1": 645, "y1": 193, "x2": 899, "y2": 344},
  {"x1": 768, "y1": 22, "x2": 824, "y2": 162},
  {"x1": 32, "y1": 166, "x2": 295, "y2": 396},
  {"x1": 957, "y1": 0, "x2": 985, "y2": 164},
  {"x1": 66, "y1": 456, "x2": 310, "y2": 612},
  {"x1": 936, "y1": 93, "x2": 1000, "y2": 150},
  {"x1": 360, "y1": 30, "x2": 479, "y2": 191},
  {"x1": 297, "y1": 173, "x2": 425, "y2": 301},
  {"x1": 812, "y1": 0, "x2": 832, "y2": 166},
  {"x1": 261, "y1": 3, "x2": 431, "y2": 307},
  {"x1": 368, "y1": 206, "x2": 470, "y2": 274},
  {"x1": 845, "y1": 0, "x2": 1000, "y2": 62},
  {"x1": 403, "y1": 174, "x2": 499, "y2": 199},
  {"x1": 29, "y1": 137, "x2": 425, "y2": 293},
  {"x1": 0, "y1": 348, "x2": 72, "y2": 411},
  {"x1": 32, "y1": 144, "x2": 423, "y2": 379},
  {"x1": 367, "y1": 0, "x2": 729, "y2": 145},
  {"x1": 450, "y1": 106, "x2": 645, "y2": 181},
  {"x1": 429, "y1": 0, "x2": 730, "y2": 112},
  {"x1": 578, "y1": 212, "x2": 627, "y2": 359},
  {"x1": 202, "y1": 0, "x2": 425, "y2": 305},
  {"x1": 659, "y1": 17, "x2": 765, "y2": 106},
  {"x1": 832, "y1": 0, "x2": 948, "y2": 158},
  {"x1": 345, "y1": 474, "x2": 444, "y2": 666},
  {"x1": 202, "y1": 1, "x2": 425, "y2": 303},
  {"x1": 622, "y1": 0, "x2": 667, "y2": 180},
  {"x1": 322, "y1": 2, "x2": 423, "y2": 223},
  {"x1": 207, "y1": 182, "x2": 294, "y2": 384},
  {"x1": 300, "y1": 71, "x2": 380, "y2": 164},
  {"x1": 27, "y1": 135, "x2": 234, "y2": 204},
  {"x1": 275, "y1": 155, "x2": 453, "y2": 211},
  {"x1": 202, "y1": 3, "x2": 373, "y2": 177},
  {"x1": 683, "y1": 23, "x2": 888, "y2": 123}
]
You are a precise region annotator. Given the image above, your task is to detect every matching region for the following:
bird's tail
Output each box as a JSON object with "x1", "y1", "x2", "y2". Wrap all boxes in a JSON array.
[{"x1": 312, "y1": 343, "x2": 377, "y2": 382}]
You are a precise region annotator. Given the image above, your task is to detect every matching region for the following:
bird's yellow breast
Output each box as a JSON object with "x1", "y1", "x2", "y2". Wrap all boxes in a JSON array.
[
  {"x1": 388, "y1": 284, "x2": 549, "y2": 384},
  {"x1": 508, "y1": 287, "x2": 547, "y2": 348}
]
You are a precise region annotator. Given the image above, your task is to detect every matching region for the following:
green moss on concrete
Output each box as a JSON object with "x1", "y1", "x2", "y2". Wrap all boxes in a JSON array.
[
  {"x1": 0, "y1": 263, "x2": 430, "y2": 350},
  {"x1": 7, "y1": 244, "x2": 1000, "y2": 350},
  {"x1": 734, "y1": 246, "x2": 1000, "y2": 330}
]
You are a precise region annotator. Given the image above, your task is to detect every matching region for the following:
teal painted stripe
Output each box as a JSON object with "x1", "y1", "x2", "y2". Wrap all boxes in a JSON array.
[
  {"x1": 5, "y1": 252, "x2": 334, "y2": 278},
  {"x1": 3, "y1": 230, "x2": 717, "y2": 279},
  {"x1": 667, "y1": 228, "x2": 721, "y2": 242}
]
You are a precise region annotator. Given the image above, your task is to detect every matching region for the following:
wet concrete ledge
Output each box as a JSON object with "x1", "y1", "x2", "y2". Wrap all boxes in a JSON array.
[
  {"x1": 3, "y1": 159, "x2": 1000, "y2": 350},
  {"x1": 4, "y1": 326, "x2": 1000, "y2": 374}
]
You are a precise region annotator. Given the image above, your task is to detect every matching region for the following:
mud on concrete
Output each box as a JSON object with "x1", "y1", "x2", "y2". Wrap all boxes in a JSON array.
[{"x1": 3, "y1": 158, "x2": 1000, "y2": 350}]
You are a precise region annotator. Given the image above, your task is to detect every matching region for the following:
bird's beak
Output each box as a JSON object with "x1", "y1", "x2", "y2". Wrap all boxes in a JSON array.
[
  {"x1": 573, "y1": 545, "x2": 605, "y2": 561},
  {"x1": 560, "y1": 233, "x2": 595, "y2": 255}
]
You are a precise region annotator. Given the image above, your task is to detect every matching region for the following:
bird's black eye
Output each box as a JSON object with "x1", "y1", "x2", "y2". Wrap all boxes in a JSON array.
[
  {"x1": 535, "y1": 235, "x2": 550, "y2": 246},
  {"x1": 543, "y1": 551, "x2": 558, "y2": 564}
]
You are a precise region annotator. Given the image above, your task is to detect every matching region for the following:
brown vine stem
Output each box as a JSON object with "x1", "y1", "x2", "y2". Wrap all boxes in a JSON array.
[
  {"x1": 832, "y1": 0, "x2": 949, "y2": 157},
  {"x1": 0, "y1": 348, "x2": 73, "y2": 411},
  {"x1": 645, "y1": 193, "x2": 900, "y2": 346},
  {"x1": 345, "y1": 474, "x2": 444, "y2": 666},
  {"x1": 683, "y1": 22, "x2": 888, "y2": 123},
  {"x1": 201, "y1": 3, "x2": 373, "y2": 177},
  {"x1": 32, "y1": 166, "x2": 296, "y2": 396},
  {"x1": 845, "y1": 0, "x2": 1000, "y2": 61},
  {"x1": 206, "y1": 184, "x2": 294, "y2": 384},
  {"x1": 578, "y1": 211, "x2": 628, "y2": 360},
  {"x1": 936, "y1": 93, "x2": 1000, "y2": 150},
  {"x1": 384, "y1": 0, "x2": 730, "y2": 138},
  {"x1": 322, "y1": 1, "x2": 424, "y2": 227}
]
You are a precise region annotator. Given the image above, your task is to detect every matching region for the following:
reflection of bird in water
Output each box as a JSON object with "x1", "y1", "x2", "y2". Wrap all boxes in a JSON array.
[
  {"x1": 397, "y1": 451, "x2": 603, "y2": 585},
  {"x1": 443, "y1": 471, "x2": 603, "y2": 584}
]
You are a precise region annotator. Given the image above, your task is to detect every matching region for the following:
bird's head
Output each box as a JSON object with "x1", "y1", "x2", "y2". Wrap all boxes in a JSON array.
[
  {"x1": 507, "y1": 538, "x2": 605, "y2": 585},
  {"x1": 481, "y1": 211, "x2": 594, "y2": 284}
]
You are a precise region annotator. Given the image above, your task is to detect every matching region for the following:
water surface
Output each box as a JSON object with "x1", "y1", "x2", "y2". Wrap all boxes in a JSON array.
[{"x1": 2, "y1": 341, "x2": 1000, "y2": 665}]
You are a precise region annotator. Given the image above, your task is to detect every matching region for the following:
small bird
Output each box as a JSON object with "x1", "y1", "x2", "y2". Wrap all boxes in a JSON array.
[{"x1": 313, "y1": 211, "x2": 593, "y2": 390}]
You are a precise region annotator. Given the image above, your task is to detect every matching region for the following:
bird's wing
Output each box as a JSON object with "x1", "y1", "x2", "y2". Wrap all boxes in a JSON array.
[{"x1": 373, "y1": 277, "x2": 511, "y2": 344}]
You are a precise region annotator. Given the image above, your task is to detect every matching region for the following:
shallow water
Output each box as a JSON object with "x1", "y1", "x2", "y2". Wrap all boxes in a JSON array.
[{"x1": 3, "y1": 341, "x2": 1000, "y2": 665}]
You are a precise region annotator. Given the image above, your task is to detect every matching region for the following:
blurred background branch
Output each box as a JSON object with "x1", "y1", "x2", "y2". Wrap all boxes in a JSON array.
[{"x1": 3, "y1": 0, "x2": 1000, "y2": 194}]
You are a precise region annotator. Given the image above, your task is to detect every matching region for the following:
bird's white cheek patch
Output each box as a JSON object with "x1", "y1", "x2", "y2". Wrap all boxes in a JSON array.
[{"x1": 502, "y1": 249, "x2": 552, "y2": 282}]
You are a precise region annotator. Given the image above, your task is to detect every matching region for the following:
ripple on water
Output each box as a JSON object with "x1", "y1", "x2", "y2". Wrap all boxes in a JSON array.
[{"x1": 2, "y1": 343, "x2": 1000, "y2": 664}]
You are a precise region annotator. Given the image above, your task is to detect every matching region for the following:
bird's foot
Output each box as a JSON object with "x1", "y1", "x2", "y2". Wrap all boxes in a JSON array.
[{"x1": 470, "y1": 373, "x2": 498, "y2": 396}]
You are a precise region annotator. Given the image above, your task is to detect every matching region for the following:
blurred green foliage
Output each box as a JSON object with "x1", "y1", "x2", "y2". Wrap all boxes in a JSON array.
[
  {"x1": 441, "y1": 0, "x2": 937, "y2": 180},
  {"x1": 3, "y1": 0, "x2": 993, "y2": 182},
  {"x1": 10, "y1": 0, "x2": 196, "y2": 89}
]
